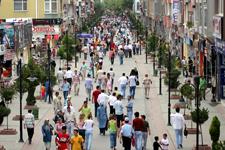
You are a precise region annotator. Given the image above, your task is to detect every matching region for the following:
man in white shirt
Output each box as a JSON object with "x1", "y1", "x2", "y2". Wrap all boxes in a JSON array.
[
  {"x1": 118, "y1": 73, "x2": 128, "y2": 98},
  {"x1": 114, "y1": 94, "x2": 124, "y2": 128},
  {"x1": 24, "y1": 109, "x2": 35, "y2": 144},
  {"x1": 97, "y1": 89, "x2": 109, "y2": 108},
  {"x1": 171, "y1": 107, "x2": 185, "y2": 149},
  {"x1": 57, "y1": 68, "x2": 64, "y2": 90},
  {"x1": 64, "y1": 106, "x2": 76, "y2": 137},
  {"x1": 108, "y1": 92, "x2": 117, "y2": 114},
  {"x1": 108, "y1": 67, "x2": 115, "y2": 89},
  {"x1": 65, "y1": 67, "x2": 74, "y2": 86}
]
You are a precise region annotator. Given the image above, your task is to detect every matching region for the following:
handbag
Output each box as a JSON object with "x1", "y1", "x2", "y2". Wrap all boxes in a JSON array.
[
  {"x1": 131, "y1": 136, "x2": 135, "y2": 147},
  {"x1": 184, "y1": 125, "x2": 188, "y2": 137},
  {"x1": 136, "y1": 80, "x2": 139, "y2": 86}
]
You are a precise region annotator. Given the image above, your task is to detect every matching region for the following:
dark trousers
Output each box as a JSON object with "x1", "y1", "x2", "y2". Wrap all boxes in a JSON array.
[
  {"x1": 110, "y1": 57, "x2": 114, "y2": 65},
  {"x1": 94, "y1": 102, "x2": 99, "y2": 117},
  {"x1": 128, "y1": 50, "x2": 132, "y2": 58},
  {"x1": 122, "y1": 136, "x2": 131, "y2": 150},
  {"x1": 67, "y1": 78, "x2": 72, "y2": 86},
  {"x1": 110, "y1": 106, "x2": 115, "y2": 114},
  {"x1": 27, "y1": 128, "x2": 34, "y2": 143},
  {"x1": 99, "y1": 128, "x2": 106, "y2": 135},
  {"x1": 116, "y1": 114, "x2": 123, "y2": 128}
]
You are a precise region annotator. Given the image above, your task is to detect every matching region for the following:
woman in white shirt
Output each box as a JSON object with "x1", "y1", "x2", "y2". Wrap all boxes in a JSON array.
[
  {"x1": 129, "y1": 75, "x2": 137, "y2": 99},
  {"x1": 84, "y1": 114, "x2": 94, "y2": 150}
]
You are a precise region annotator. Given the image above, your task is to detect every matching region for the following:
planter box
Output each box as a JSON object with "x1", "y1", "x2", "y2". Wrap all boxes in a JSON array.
[
  {"x1": 170, "y1": 95, "x2": 181, "y2": 99},
  {"x1": 24, "y1": 105, "x2": 38, "y2": 110},
  {"x1": 192, "y1": 145, "x2": 211, "y2": 150},
  {"x1": 173, "y1": 103, "x2": 186, "y2": 109},
  {"x1": 0, "y1": 129, "x2": 17, "y2": 135},
  {"x1": 35, "y1": 96, "x2": 42, "y2": 100},
  {"x1": 12, "y1": 115, "x2": 24, "y2": 121},
  {"x1": 186, "y1": 128, "x2": 201, "y2": 134}
]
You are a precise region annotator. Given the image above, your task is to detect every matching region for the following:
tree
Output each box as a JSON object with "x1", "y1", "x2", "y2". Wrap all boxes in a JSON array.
[
  {"x1": 209, "y1": 116, "x2": 220, "y2": 149},
  {"x1": 191, "y1": 107, "x2": 209, "y2": 146}
]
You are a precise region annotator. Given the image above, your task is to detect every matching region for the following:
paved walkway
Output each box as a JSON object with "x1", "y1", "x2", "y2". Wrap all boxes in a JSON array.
[{"x1": 1, "y1": 47, "x2": 225, "y2": 150}]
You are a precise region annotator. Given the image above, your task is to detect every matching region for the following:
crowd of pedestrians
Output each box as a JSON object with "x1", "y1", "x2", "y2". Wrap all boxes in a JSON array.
[{"x1": 21, "y1": 14, "x2": 187, "y2": 150}]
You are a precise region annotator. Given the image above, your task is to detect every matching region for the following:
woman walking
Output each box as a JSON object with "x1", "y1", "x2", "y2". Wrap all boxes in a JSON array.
[
  {"x1": 108, "y1": 115, "x2": 117, "y2": 150},
  {"x1": 41, "y1": 119, "x2": 53, "y2": 150},
  {"x1": 97, "y1": 103, "x2": 108, "y2": 135},
  {"x1": 142, "y1": 74, "x2": 152, "y2": 99},
  {"x1": 84, "y1": 114, "x2": 94, "y2": 150}
]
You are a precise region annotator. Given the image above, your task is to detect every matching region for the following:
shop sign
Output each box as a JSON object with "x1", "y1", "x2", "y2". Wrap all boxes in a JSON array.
[
  {"x1": 6, "y1": 18, "x2": 32, "y2": 23},
  {"x1": 32, "y1": 25, "x2": 60, "y2": 41},
  {"x1": 0, "y1": 23, "x2": 14, "y2": 49},
  {"x1": 172, "y1": 0, "x2": 180, "y2": 24},
  {"x1": 213, "y1": 15, "x2": 223, "y2": 39}
]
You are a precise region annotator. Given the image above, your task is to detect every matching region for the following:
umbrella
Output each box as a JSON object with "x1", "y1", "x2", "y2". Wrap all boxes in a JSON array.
[{"x1": 76, "y1": 33, "x2": 94, "y2": 38}]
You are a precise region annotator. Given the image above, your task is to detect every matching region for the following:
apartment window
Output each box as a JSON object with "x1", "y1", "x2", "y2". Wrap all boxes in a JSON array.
[
  {"x1": 14, "y1": 0, "x2": 27, "y2": 11},
  {"x1": 45, "y1": 0, "x2": 58, "y2": 14}
]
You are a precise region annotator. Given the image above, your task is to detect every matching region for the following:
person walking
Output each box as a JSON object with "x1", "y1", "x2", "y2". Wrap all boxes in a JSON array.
[
  {"x1": 118, "y1": 73, "x2": 128, "y2": 99},
  {"x1": 57, "y1": 67, "x2": 64, "y2": 91},
  {"x1": 53, "y1": 92, "x2": 62, "y2": 114},
  {"x1": 64, "y1": 106, "x2": 76, "y2": 137},
  {"x1": 77, "y1": 113, "x2": 86, "y2": 140},
  {"x1": 133, "y1": 112, "x2": 144, "y2": 150},
  {"x1": 114, "y1": 94, "x2": 124, "y2": 128},
  {"x1": 141, "y1": 115, "x2": 151, "y2": 150},
  {"x1": 109, "y1": 48, "x2": 115, "y2": 65},
  {"x1": 171, "y1": 107, "x2": 185, "y2": 149},
  {"x1": 199, "y1": 76, "x2": 207, "y2": 100},
  {"x1": 120, "y1": 117, "x2": 133, "y2": 150},
  {"x1": 73, "y1": 69, "x2": 81, "y2": 96},
  {"x1": 56, "y1": 126, "x2": 70, "y2": 150},
  {"x1": 108, "y1": 67, "x2": 115, "y2": 89},
  {"x1": 84, "y1": 114, "x2": 94, "y2": 150},
  {"x1": 97, "y1": 103, "x2": 108, "y2": 135},
  {"x1": 71, "y1": 128, "x2": 84, "y2": 150},
  {"x1": 85, "y1": 74, "x2": 93, "y2": 101},
  {"x1": 108, "y1": 115, "x2": 117, "y2": 150},
  {"x1": 118, "y1": 48, "x2": 125, "y2": 65},
  {"x1": 160, "y1": 133, "x2": 169, "y2": 150},
  {"x1": 41, "y1": 119, "x2": 54, "y2": 150},
  {"x1": 44, "y1": 79, "x2": 52, "y2": 103},
  {"x1": 65, "y1": 67, "x2": 74, "y2": 86},
  {"x1": 128, "y1": 73, "x2": 137, "y2": 99},
  {"x1": 97, "y1": 89, "x2": 109, "y2": 108},
  {"x1": 78, "y1": 100, "x2": 91, "y2": 120},
  {"x1": 92, "y1": 86, "x2": 101, "y2": 117},
  {"x1": 80, "y1": 61, "x2": 88, "y2": 80},
  {"x1": 62, "y1": 79, "x2": 71, "y2": 106},
  {"x1": 24, "y1": 109, "x2": 35, "y2": 144},
  {"x1": 126, "y1": 96, "x2": 133, "y2": 123},
  {"x1": 108, "y1": 92, "x2": 117, "y2": 115},
  {"x1": 142, "y1": 74, "x2": 152, "y2": 99}
]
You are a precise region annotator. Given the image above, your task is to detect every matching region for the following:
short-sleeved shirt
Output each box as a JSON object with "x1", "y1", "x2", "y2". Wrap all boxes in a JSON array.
[
  {"x1": 129, "y1": 75, "x2": 136, "y2": 87},
  {"x1": 81, "y1": 107, "x2": 91, "y2": 120},
  {"x1": 71, "y1": 135, "x2": 84, "y2": 150},
  {"x1": 85, "y1": 78, "x2": 93, "y2": 89},
  {"x1": 108, "y1": 120, "x2": 117, "y2": 133},
  {"x1": 92, "y1": 90, "x2": 101, "y2": 103},
  {"x1": 153, "y1": 141, "x2": 161, "y2": 150},
  {"x1": 143, "y1": 77, "x2": 152, "y2": 88},
  {"x1": 142, "y1": 120, "x2": 149, "y2": 132},
  {"x1": 133, "y1": 118, "x2": 144, "y2": 131}
]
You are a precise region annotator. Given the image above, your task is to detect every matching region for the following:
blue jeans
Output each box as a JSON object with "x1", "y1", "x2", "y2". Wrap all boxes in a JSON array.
[
  {"x1": 66, "y1": 121, "x2": 74, "y2": 137},
  {"x1": 63, "y1": 91, "x2": 68, "y2": 106},
  {"x1": 85, "y1": 130, "x2": 93, "y2": 150},
  {"x1": 120, "y1": 84, "x2": 126, "y2": 98},
  {"x1": 109, "y1": 132, "x2": 117, "y2": 148},
  {"x1": 86, "y1": 88, "x2": 92, "y2": 101},
  {"x1": 175, "y1": 129, "x2": 183, "y2": 148},
  {"x1": 127, "y1": 111, "x2": 133, "y2": 123},
  {"x1": 129, "y1": 86, "x2": 136, "y2": 98},
  {"x1": 134, "y1": 131, "x2": 143, "y2": 150},
  {"x1": 119, "y1": 56, "x2": 124, "y2": 65}
]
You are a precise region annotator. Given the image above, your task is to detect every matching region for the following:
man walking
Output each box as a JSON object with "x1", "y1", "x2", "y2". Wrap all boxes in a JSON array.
[
  {"x1": 62, "y1": 79, "x2": 71, "y2": 106},
  {"x1": 120, "y1": 117, "x2": 133, "y2": 150},
  {"x1": 118, "y1": 73, "x2": 128, "y2": 99},
  {"x1": 57, "y1": 67, "x2": 64, "y2": 91},
  {"x1": 85, "y1": 74, "x2": 93, "y2": 101},
  {"x1": 65, "y1": 67, "x2": 74, "y2": 86},
  {"x1": 133, "y1": 112, "x2": 144, "y2": 150},
  {"x1": 92, "y1": 86, "x2": 101, "y2": 117},
  {"x1": 141, "y1": 115, "x2": 151, "y2": 150},
  {"x1": 24, "y1": 109, "x2": 35, "y2": 144},
  {"x1": 171, "y1": 107, "x2": 185, "y2": 149},
  {"x1": 114, "y1": 94, "x2": 124, "y2": 128}
]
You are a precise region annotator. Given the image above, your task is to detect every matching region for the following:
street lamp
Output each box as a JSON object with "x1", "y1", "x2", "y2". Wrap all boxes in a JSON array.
[
  {"x1": 167, "y1": 43, "x2": 171, "y2": 126},
  {"x1": 145, "y1": 27, "x2": 148, "y2": 64},
  {"x1": 66, "y1": 30, "x2": 69, "y2": 69},
  {"x1": 159, "y1": 68, "x2": 162, "y2": 95},
  {"x1": 18, "y1": 59, "x2": 23, "y2": 142},
  {"x1": 47, "y1": 44, "x2": 52, "y2": 104}
]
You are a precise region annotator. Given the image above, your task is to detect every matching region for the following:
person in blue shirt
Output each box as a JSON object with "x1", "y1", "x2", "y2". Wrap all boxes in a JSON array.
[
  {"x1": 120, "y1": 117, "x2": 134, "y2": 150},
  {"x1": 42, "y1": 119, "x2": 53, "y2": 150},
  {"x1": 62, "y1": 79, "x2": 71, "y2": 106},
  {"x1": 45, "y1": 79, "x2": 53, "y2": 103}
]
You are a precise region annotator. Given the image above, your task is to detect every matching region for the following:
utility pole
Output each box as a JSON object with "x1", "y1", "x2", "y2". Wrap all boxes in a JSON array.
[{"x1": 18, "y1": 59, "x2": 23, "y2": 143}]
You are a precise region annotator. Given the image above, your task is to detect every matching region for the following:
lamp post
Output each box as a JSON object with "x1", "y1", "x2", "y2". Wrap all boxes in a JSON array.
[
  {"x1": 18, "y1": 59, "x2": 24, "y2": 142},
  {"x1": 194, "y1": 76, "x2": 200, "y2": 150},
  {"x1": 66, "y1": 30, "x2": 69, "y2": 69},
  {"x1": 159, "y1": 69, "x2": 162, "y2": 95},
  {"x1": 167, "y1": 43, "x2": 171, "y2": 126},
  {"x1": 47, "y1": 44, "x2": 51, "y2": 104},
  {"x1": 145, "y1": 27, "x2": 148, "y2": 64}
]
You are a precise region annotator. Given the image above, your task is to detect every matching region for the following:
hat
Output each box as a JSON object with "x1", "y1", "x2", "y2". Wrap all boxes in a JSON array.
[
  {"x1": 73, "y1": 127, "x2": 79, "y2": 131},
  {"x1": 124, "y1": 117, "x2": 129, "y2": 121}
]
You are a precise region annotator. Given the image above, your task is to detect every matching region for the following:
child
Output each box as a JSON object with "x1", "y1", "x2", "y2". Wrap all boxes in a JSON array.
[
  {"x1": 153, "y1": 136, "x2": 162, "y2": 150},
  {"x1": 160, "y1": 133, "x2": 169, "y2": 150},
  {"x1": 41, "y1": 83, "x2": 46, "y2": 100}
]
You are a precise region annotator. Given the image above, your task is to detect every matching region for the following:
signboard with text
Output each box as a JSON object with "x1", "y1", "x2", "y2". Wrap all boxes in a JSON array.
[
  {"x1": 172, "y1": 0, "x2": 180, "y2": 24},
  {"x1": 32, "y1": 25, "x2": 60, "y2": 41},
  {"x1": 213, "y1": 15, "x2": 223, "y2": 39}
]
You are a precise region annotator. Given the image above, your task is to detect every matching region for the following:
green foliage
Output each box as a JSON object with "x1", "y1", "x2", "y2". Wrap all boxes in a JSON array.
[
  {"x1": 213, "y1": 141, "x2": 225, "y2": 150},
  {"x1": 0, "y1": 106, "x2": 11, "y2": 117},
  {"x1": 164, "y1": 69, "x2": 181, "y2": 89},
  {"x1": 103, "y1": 0, "x2": 133, "y2": 13},
  {"x1": 180, "y1": 84, "x2": 195, "y2": 100},
  {"x1": 147, "y1": 33, "x2": 159, "y2": 53},
  {"x1": 209, "y1": 116, "x2": 220, "y2": 149},
  {"x1": 191, "y1": 107, "x2": 209, "y2": 124},
  {"x1": 0, "y1": 85, "x2": 16, "y2": 102},
  {"x1": 187, "y1": 21, "x2": 193, "y2": 29}
]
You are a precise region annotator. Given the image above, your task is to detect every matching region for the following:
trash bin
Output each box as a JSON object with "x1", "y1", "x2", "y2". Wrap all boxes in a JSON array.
[{"x1": 32, "y1": 107, "x2": 39, "y2": 120}]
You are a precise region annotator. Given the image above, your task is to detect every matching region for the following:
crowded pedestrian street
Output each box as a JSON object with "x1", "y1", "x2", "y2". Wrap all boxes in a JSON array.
[{"x1": 1, "y1": 0, "x2": 225, "y2": 150}]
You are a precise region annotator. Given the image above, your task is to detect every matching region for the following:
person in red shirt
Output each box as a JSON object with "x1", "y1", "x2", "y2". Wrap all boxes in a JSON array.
[
  {"x1": 56, "y1": 126, "x2": 70, "y2": 150},
  {"x1": 133, "y1": 112, "x2": 144, "y2": 150},
  {"x1": 92, "y1": 85, "x2": 101, "y2": 117}
]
